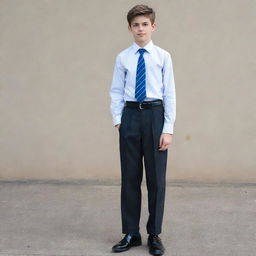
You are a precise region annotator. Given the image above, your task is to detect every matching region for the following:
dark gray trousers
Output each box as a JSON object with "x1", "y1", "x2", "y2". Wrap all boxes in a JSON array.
[{"x1": 118, "y1": 102, "x2": 168, "y2": 235}]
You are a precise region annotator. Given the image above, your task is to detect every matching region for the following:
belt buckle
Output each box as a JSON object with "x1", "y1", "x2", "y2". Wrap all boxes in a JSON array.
[{"x1": 139, "y1": 103, "x2": 144, "y2": 110}]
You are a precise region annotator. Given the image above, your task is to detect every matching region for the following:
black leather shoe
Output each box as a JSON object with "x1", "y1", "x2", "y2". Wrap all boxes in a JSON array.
[
  {"x1": 112, "y1": 233, "x2": 142, "y2": 253},
  {"x1": 147, "y1": 234, "x2": 165, "y2": 255}
]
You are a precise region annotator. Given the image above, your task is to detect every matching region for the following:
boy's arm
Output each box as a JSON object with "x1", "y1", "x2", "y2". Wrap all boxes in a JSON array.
[
  {"x1": 162, "y1": 52, "x2": 176, "y2": 134},
  {"x1": 109, "y1": 54, "x2": 126, "y2": 127}
]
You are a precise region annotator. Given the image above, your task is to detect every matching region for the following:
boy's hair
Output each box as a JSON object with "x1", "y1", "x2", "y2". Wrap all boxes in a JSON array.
[{"x1": 127, "y1": 4, "x2": 155, "y2": 26}]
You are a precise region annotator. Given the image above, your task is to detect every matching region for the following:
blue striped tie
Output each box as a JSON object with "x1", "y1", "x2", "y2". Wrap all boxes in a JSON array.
[{"x1": 135, "y1": 48, "x2": 147, "y2": 102}]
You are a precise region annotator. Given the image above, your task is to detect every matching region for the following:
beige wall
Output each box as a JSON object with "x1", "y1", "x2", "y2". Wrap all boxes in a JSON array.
[{"x1": 0, "y1": 0, "x2": 255, "y2": 182}]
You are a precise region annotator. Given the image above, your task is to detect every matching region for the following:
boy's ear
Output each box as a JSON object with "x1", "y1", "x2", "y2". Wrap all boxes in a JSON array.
[
  {"x1": 152, "y1": 23, "x2": 156, "y2": 31},
  {"x1": 128, "y1": 25, "x2": 131, "y2": 31}
]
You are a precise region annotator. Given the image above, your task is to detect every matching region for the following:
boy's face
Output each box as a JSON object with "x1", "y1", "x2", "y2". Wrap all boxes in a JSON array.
[{"x1": 128, "y1": 15, "x2": 156, "y2": 45}]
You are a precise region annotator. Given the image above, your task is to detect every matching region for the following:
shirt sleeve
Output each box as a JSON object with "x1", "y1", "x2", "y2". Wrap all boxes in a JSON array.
[
  {"x1": 109, "y1": 54, "x2": 126, "y2": 126},
  {"x1": 162, "y1": 52, "x2": 176, "y2": 134}
]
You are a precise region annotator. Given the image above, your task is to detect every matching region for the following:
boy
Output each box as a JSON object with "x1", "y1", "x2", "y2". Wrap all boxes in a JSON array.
[{"x1": 109, "y1": 4, "x2": 176, "y2": 256}]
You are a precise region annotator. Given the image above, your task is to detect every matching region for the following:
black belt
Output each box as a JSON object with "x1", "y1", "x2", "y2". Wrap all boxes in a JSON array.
[{"x1": 125, "y1": 99, "x2": 163, "y2": 109}]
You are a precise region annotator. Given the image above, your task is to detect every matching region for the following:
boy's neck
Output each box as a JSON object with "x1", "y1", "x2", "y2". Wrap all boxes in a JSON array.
[{"x1": 134, "y1": 38, "x2": 151, "y2": 48}]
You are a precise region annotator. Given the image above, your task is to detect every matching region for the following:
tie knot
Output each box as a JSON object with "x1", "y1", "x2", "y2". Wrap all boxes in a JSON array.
[{"x1": 138, "y1": 48, "x2": 146, "y2": 55}]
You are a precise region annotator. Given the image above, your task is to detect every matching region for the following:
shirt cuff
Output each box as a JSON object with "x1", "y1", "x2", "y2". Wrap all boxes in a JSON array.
[
  {"x1": 162, "y1": 122, "x2": 174, "y2": 134},
  {"x1": 113, "y1": 115, "x2": 121, "y2": 126}
]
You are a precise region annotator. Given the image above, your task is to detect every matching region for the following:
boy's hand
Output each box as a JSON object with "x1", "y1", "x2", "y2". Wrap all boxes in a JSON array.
[
  {"x1": 159, "y1": 133, "x2": 173, "y2": 151},
  {"x1": 115, "y1": 124, "x2": 120, "y2": 129}
]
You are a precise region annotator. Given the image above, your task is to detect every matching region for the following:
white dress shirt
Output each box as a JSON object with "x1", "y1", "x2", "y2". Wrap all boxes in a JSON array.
[{"x1": 109, "y1": 40, "x2": 176, "y2": 134}]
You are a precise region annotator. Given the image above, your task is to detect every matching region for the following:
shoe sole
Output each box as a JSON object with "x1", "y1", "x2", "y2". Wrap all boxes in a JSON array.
[
  {"x1": 112, "y1": 241, "x2": 142, "y2": 253},
  {"x1": 148, "y1": 249, "x2": 164, "y2": 256}
]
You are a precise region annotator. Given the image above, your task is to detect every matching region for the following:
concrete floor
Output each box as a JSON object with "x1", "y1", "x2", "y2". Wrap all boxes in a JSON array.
[{"x1": 0, "y1": 180, "x2": 255, "y2": 256}]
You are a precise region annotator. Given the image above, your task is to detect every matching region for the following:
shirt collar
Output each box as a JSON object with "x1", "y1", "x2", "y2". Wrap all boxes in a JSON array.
[{"x1": 132, "y1": 40, "x2": 154, "y2": 54}]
